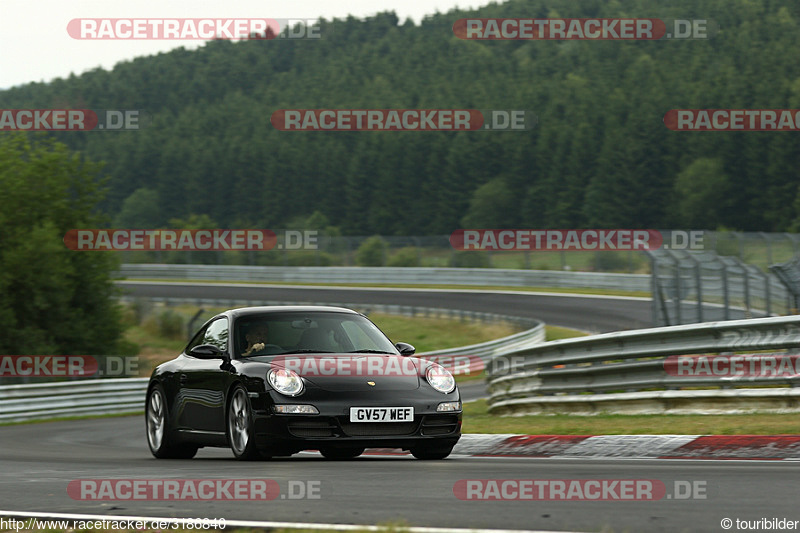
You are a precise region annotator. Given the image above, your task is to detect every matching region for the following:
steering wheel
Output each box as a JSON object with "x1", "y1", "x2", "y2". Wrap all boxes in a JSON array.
[{"x1": 246, "y1": 343, "x2": 283, "y2": 356}]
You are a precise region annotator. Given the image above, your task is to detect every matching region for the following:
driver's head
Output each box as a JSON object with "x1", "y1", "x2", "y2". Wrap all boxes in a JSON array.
[{"x1": 246, "y1": 323, "x2": 269, "y2": 343}]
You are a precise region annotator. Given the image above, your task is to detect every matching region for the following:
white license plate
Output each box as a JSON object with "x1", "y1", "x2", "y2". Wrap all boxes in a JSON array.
[{"x1": 349, "y1": 407, "x2": 414, "y2": 422}]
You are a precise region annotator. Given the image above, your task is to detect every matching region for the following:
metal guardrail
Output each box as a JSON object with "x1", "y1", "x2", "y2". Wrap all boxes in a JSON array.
[
  {"x1": 487, "y1": 315, "x2": 800, "y2": 415},
  {"x1": 0, "y1": 302, "x2": 545, "y2": 423},
  {"x1": 116, "y1": 264, "x2": 651, "y2": 292},
  {"x1": 0, "y1": 378, "x2": 148, "y2": 423}
]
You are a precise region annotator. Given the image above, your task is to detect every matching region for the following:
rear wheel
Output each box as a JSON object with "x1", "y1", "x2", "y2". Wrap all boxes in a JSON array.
[
  {"x1": 146, "y1": 385, "x2": 198, "y2": 459},
  {"x1": 320, "y1": 447, "x2": 365, "y2": 460},
  {"x1": 410, "y1": 445, "x2": 453, "y2": 460},
  {"x1": 227, "y1": 385, "x2": 262, "y2": 460}
]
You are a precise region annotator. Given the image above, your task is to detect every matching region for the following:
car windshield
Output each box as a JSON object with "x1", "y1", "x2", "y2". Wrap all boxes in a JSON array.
[{"x1": 235, "y1": 311, "x2": 399, "y2": 358}]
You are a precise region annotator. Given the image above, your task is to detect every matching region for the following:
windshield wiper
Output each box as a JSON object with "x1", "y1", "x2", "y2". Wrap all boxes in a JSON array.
[{"x1": 346, "y1": 350, "x2": 396, "y2": 354}]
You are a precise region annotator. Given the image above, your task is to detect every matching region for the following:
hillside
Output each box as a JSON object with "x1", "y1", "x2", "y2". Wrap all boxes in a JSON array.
[{"x1": 1, "y1": 0, "x2": 799, "y2": 234}]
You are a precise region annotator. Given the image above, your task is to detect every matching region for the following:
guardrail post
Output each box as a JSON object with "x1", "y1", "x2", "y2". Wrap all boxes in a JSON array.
[
  {"x1": 744, "y1": 273, "x2": 752, "y2": 318},
  {"x1": 694, "y1": 258, "x2": 703, "y2": 323},
  {"x1": 674, "y1": 260, "x2": 682, "y2": 325},
  {"x1": 786, "y1": 232, "x2": 799, "y2": 256},
  {"x1": 722, "y1": 267, "x2": 730, "y2": 320},
  {"x1": 765, "y1": 273, "x2": 771, "y2": 316}
]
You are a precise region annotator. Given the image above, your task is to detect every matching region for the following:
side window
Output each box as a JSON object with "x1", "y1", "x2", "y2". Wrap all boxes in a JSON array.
[{"x1": 202, "y1": 318, "x2": 230, "y2": 352}]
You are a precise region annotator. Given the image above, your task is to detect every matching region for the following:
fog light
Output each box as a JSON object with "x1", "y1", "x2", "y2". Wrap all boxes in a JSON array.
[
  {"x1": 273, "y1": 404, "x2": 319, "y2": 414},
  {"x1": 437, "y1": 401, "x2": 461, "y2": 412}
]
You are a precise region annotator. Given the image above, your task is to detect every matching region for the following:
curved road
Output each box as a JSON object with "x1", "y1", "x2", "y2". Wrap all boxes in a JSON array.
[{"x1": 117, "y1": 281, "x2": 654, "y2": 333}]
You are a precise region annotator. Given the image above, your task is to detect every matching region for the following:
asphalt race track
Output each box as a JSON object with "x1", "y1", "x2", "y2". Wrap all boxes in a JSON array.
[
  {"x1": 4, "y1": 282, "x2": 794, "y2": 532},
  {"x1": 117, "y1": 281, "x2": 654, "y2": 332},
  {"x1": 2, "y1": 417, "x2": 799, "y2": 532}
]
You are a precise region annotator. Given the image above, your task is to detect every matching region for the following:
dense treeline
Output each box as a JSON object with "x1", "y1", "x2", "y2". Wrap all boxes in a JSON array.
[
  {"x1": 2, "y1": 0, "x2": 800, "y2": 234},
  {"x1": 0, "y1": 134, "x2": 125, "y2": 355}
]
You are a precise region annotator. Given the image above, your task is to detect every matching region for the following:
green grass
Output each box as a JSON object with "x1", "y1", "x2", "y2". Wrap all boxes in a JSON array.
[
  {"x1": 8, "y1": 403, "x2": 800, "y2": 435},
  {"x1": 369, "y1": 312, "x2": 518, "y2": 353},
  {"x1": 544, "y1": 325, "x2": 591, "y2": 341},
  {"x1": 462, "y1": 399, "x2": 800, "y2": 435}
]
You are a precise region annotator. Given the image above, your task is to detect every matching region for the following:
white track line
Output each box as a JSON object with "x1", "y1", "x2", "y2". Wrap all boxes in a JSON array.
[{"x1": 0, "y1": 510, "x2": 585, "y2": 533}]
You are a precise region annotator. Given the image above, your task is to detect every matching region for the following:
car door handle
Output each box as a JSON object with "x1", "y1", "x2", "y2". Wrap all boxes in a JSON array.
[{"x1": 180, "y1": 374, "x2": 188, "y2": 384}]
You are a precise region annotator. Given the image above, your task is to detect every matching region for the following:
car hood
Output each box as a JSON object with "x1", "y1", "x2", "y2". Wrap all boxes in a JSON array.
[{"x1": 268, "y1": 354, "x2": 422, "y2": 392}]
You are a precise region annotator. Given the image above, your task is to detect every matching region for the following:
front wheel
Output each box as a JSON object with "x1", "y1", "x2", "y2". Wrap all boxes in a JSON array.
[
  {"x1": 227, "y1": 385, "x2": 262, "y2": 460},
  {"x1": 410, "y1": 445, "x2": 454, "y2": 460},
  {"x1": 146, "y1": 384, "x2": 197, "y2": 459}
]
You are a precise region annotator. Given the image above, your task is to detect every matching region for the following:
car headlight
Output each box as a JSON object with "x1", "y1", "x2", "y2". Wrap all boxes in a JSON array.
[
  {"x1": 426, "y1": 363, "x2": 456, "y2": 394},
  {"x1": 268, "y1": 368, "x2": 304, "y2": 396}
]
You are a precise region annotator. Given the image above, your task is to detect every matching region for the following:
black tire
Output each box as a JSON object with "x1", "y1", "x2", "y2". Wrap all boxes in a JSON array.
[
  {"x1": 410, "y1": 445, "x2": 454, "y2": 460},
  {"x1": 226, "y1": 384, "x2": 262, "y2": 460},
  {"x1": 320, "y1": 447, "x2": 365, "y2": 460},
  {"x1": 145, "y1": 384, "x2": 198, "y2": 459}
]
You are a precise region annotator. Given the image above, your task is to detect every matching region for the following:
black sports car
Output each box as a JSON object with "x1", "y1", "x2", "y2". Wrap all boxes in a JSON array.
[{"x1": 145, "y1": 306, "x2": 462, "y2": 460}]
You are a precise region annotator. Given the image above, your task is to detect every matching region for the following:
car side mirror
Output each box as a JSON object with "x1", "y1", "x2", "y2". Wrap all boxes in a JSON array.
[
  {"x1": 189, "y1": 344, "x2": 226, "y2": 359},
  {"x1": 395, "y1": 342, "x2": 416, "y2": 356}
]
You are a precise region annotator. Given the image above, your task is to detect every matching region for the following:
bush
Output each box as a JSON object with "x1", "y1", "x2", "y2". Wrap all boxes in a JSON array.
[
  {"x1": 712, "y1": 228, "x2": 741, "y2": 257},
  {"x1": 254, "y1": 250, "x2": 283, "y2": 266},
  {"x1": 144, "y1": 310, "x2": 185, "y2": 340},
  {"x1": 127, "y1": 299, "x2": 152, "y2": 326},
  {"x1": 387, "y1": 247, "x2": 420, "y2": 267},
  {"x1": 451, "y1": 251, "x2": 490, "y2": 268},
  {"x1": 355, "y1": 236, "x2": 387, "y2": 266},
  {"x1": 286, "y1": 251, "x2": 337, "y2": 266},
  {"x1": 589, "y1": 251, "x2": 631, "y2": 272}
]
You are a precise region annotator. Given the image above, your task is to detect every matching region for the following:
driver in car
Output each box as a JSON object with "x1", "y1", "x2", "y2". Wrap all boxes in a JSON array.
[{"x1": 242, "y1": 323, "x2": 271, "y2": 356}]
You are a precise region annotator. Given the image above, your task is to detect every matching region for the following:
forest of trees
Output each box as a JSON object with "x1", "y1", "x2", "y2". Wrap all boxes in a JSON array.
[{"x1": 1, "y1": 0, "x2": 800, "y2": 234}]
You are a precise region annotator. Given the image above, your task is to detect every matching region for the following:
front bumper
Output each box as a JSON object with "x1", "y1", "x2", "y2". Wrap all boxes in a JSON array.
[{"x1": 249, "y1": 388, "x2": 462, "y2": 453}]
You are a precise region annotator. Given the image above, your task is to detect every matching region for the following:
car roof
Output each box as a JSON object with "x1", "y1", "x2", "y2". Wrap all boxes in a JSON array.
[{"x1": 226, "y1": 305, "x2": 361, "y2": 319}]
